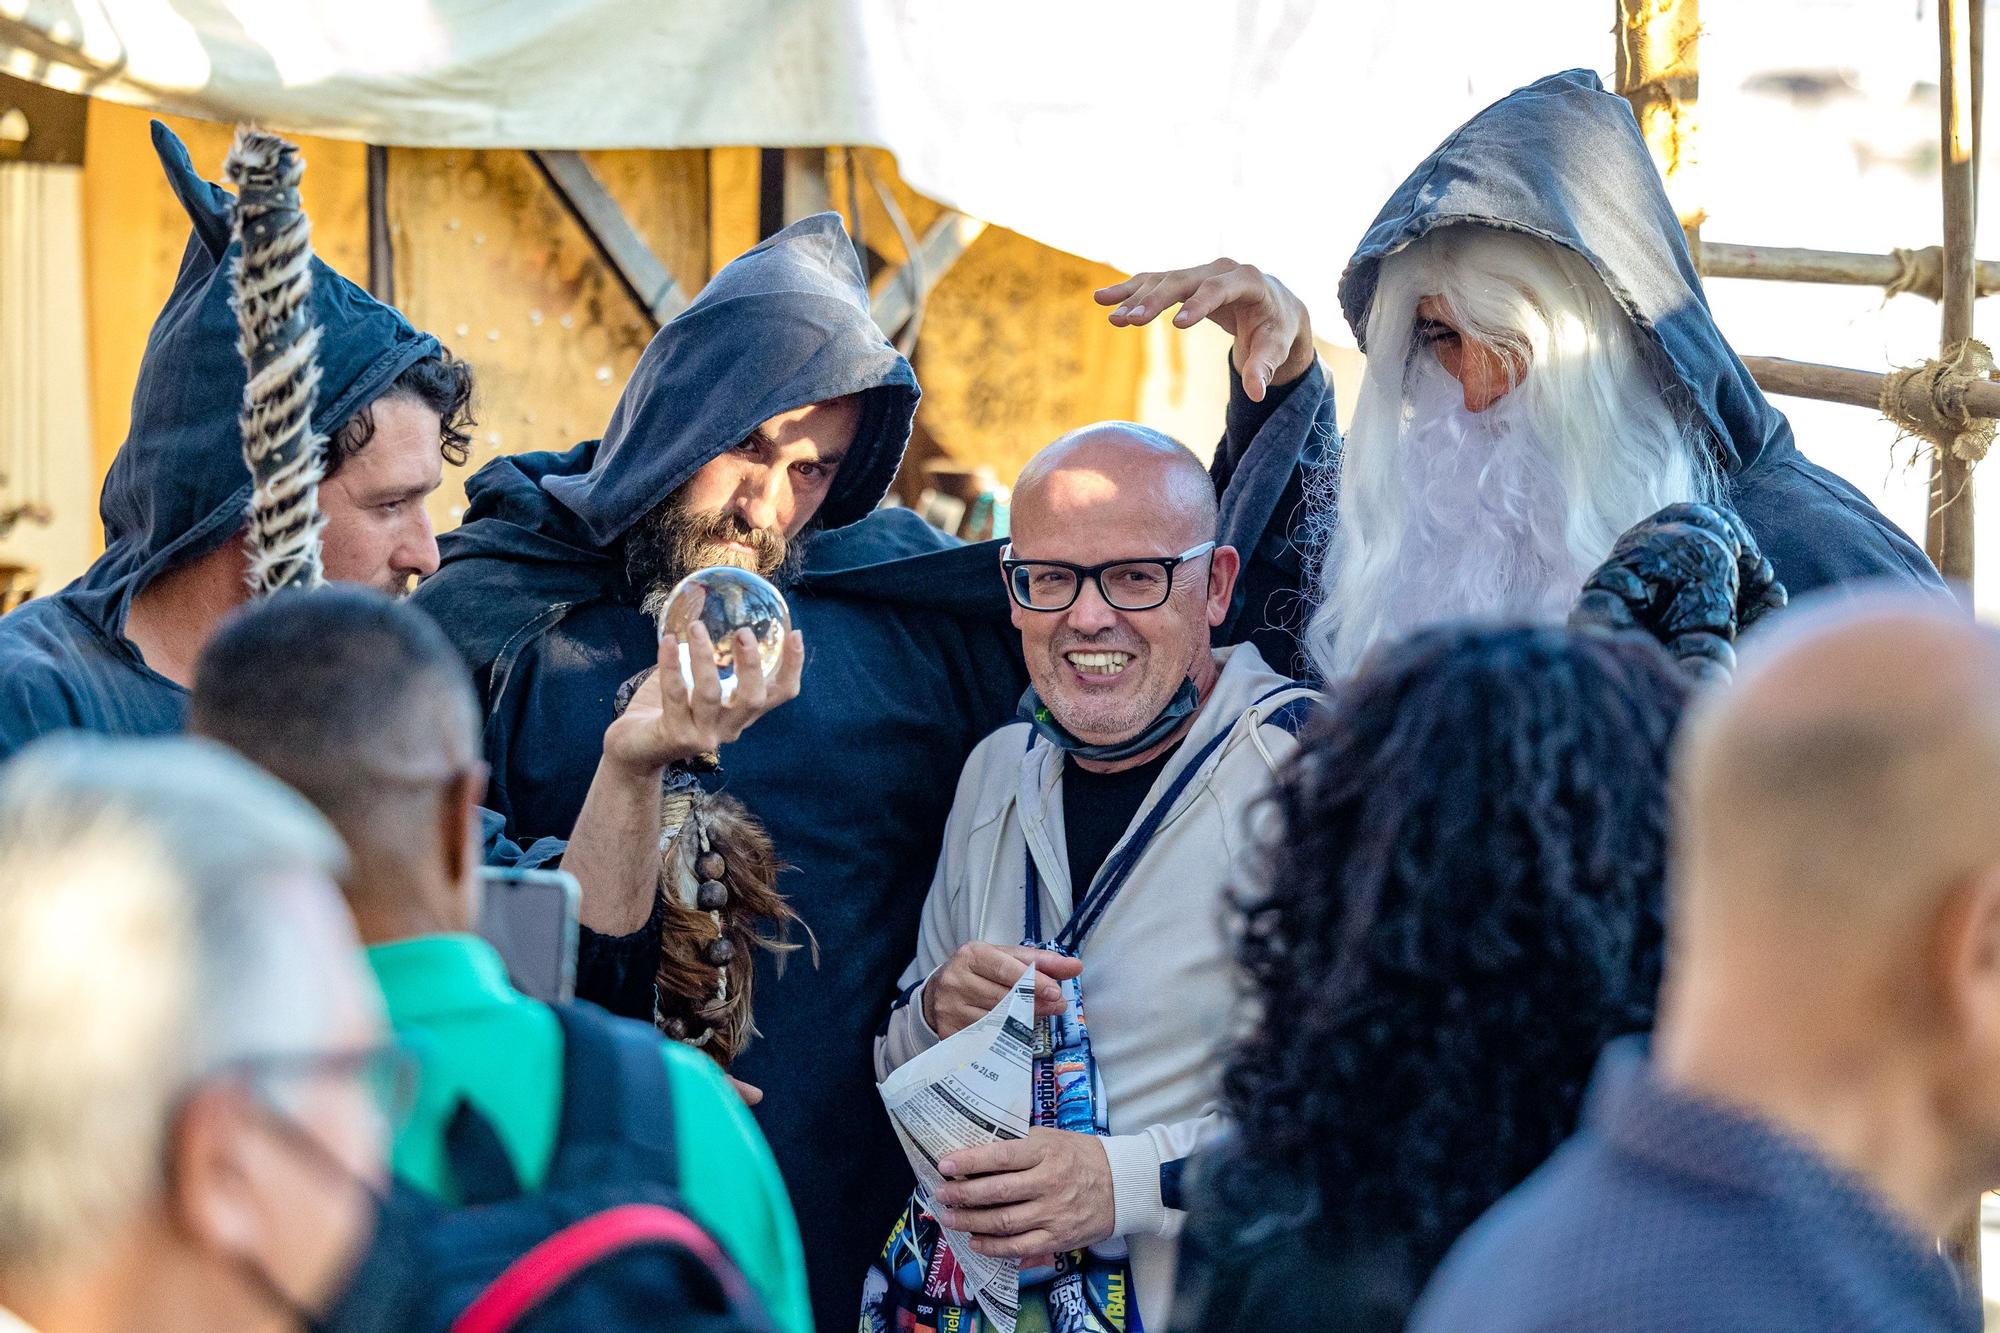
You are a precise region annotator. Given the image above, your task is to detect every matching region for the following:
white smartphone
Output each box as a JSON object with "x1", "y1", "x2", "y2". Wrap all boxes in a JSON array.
[{"x1": 476, "y1": 866, "x2": 581, "y2": 1004}]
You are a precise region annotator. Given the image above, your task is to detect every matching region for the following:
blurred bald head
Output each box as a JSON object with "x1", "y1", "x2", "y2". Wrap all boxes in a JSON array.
[
  {"x1": 1676, "y1": 593, "x2": 2000, "y2": 954},
  {"x1": 1660, "y1": 591, "x2": 2000, "y2": 1236}
]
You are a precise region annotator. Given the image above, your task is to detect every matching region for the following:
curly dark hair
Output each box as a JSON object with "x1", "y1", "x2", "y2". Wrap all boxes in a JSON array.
[
  {"x1": 324, "y1": 350, "x2": 475, "y2": 478},
  {"x1": 1219, "y1": 624, "x2": 1691, "y2": 1277}
]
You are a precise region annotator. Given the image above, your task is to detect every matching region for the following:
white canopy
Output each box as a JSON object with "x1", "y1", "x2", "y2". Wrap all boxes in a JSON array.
[{"x1": 3, "y1": 0, "x2": 1618, "y2": 335}]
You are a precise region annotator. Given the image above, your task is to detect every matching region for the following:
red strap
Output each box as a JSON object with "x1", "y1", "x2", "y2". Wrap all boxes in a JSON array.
[{"x1": 451, "y1": 1204, "x2": 739, "y2": 1333}]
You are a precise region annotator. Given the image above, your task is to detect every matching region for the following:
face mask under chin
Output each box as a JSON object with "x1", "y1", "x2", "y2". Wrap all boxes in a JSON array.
[
  {"x1": 217, "y1": 1101, "x2": 433, "y2": 1333},
  {"x1": 1016, "y1": 676, "x2": 1202, "y2": 764}
]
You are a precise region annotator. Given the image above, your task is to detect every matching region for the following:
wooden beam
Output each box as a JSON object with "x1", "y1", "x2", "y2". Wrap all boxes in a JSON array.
[
  {"x1": 1698, "y1": 241, "x2": 2000, "y2": 300},
  {"x1": 840, "y1": 146, "x2": 866, "y2": 267},
  {"x1": 1931, "y1": 0, "x2": 1980, "y2": 585},
  {"x1": 527, "y1": 149, "x2": 690, "y2": 328},
  {"x1": 1616, "y1": 0, "x2": 1702, "y2": 248},
  {"x1": 782, "y1": 147, "x2": 831, "y2": 223},
  {"x1": 869, "y1": 211, "x2": 988, "y2": 340},
  {"x1": 1938, "y1": 3, "x2": 1987, "y2": 1280},
  {"x1": 708, "y1": 147, "x2": 762, "y2": 278},
  {"x1": 1742, "y1": 355, "x2": 2000, "y2": 418},
  {"x1": 0, "y1": 72, "x2": 86, "y2": 166},
  {"x1": 365, "y1": 145, "x2": 393, "y2": 304}
]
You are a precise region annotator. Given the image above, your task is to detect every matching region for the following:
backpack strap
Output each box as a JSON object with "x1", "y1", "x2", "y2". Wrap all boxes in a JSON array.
[
  {"x1": 542, "y1": 1001, "x2": 679, "y2": 1192},
  {"x1": 444, "y1": 1097, "x2": 528, "y2": 1205},
  {"x1": 449, "y1": 1203, "x2": 748, "y2": 1333},
  {"x1": 1256, "y1": 685, "x2": 1320, "y2": 737}
]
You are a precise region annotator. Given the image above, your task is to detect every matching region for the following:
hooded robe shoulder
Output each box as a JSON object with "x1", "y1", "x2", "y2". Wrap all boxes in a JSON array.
[
  {"x1": 0, "y1": 127, "x2": 560, "y2": 868},
  {"x1": 0, "y1": 122, "x2": 441, "y2": 761},
  {"x1": 1339, "y1": 68, "x2": 1944, "y2": 597},
  {"x1": 410, "y1": 212, "x2": 1333, "y2": 1332}
]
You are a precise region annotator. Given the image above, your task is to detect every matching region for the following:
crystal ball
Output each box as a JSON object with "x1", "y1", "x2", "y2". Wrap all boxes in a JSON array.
[{"x1": 660, "y1": 566, "x2": 791, "y2": 702}]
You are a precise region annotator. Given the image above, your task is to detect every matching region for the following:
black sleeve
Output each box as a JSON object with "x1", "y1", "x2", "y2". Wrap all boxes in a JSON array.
[
  {"x1": 1213, "y1": 357, "x2": 1312, "y2": 491},
  {"x1": 575, "y1": 892, "x2": 663, "y2": 1022},
  {"x1": 1209, "y1": 355, "x2": 1340, "y2": 681}
]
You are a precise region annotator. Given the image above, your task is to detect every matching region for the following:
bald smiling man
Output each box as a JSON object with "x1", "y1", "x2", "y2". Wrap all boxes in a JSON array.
[
  {"x1": 868, "y1": 423, "x2": 1321, "y2": 1331},
  {"x1": 1412, "y1": 593, "x2": 2000, "y2": 1333}
]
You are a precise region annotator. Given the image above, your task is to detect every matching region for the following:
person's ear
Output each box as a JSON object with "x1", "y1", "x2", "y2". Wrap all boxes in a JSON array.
[
  {"x1": 440, "y1": 763, "x2": 488, "y2": 932},
  {"x1": 1206, "y1": 545, "x2": 1242, "y2": 628},
  {"x1": 1001, "y1": 551, "x2": 1028, "y2": 632},
  {"x1": 439, "y1": 764, "x2": 487, "y2": 892},
  {"x1": 1936, "y1": 860, "x2": 2000, "y2": 1050},
  {"x1": 168, "y1": 1084, "x2": 265, "y2": 1257}
]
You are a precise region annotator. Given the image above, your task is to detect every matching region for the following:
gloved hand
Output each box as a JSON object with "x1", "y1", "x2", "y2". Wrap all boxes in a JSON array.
[{"x1": 1569, "y1": 503, "x2": 1787, "y2": 683}]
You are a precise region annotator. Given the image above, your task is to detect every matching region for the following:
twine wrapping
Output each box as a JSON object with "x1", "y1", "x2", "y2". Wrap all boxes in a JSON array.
[
  {"x1": 1879, "y1": 338, "x2": 1999, "y2": 464},
  {"x1": 225, "y1": 128, "x2": 326, "y2": 596},
  {"x1": 1884, "y1": 246, "x2": 1945, "y2": 302}
]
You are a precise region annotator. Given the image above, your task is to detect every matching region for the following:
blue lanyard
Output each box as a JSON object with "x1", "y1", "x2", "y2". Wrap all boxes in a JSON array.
[
  {"x1": 1022, "y1": 724, "x2": 1231, "y2": 952},
  {"x1": 1022, "y1": 683, "x2": 1311, "y2": 951}
]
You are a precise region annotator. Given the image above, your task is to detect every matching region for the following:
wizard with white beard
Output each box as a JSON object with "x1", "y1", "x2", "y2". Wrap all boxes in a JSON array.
[{"x1": 1304, "y1": 68, "x2": 1944, "y2": 680}]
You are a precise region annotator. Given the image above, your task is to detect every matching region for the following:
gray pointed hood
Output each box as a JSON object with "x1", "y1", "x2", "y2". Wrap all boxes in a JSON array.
[{"x1": 1339, "y1": 68, "x2": 1786, "y2": 477}]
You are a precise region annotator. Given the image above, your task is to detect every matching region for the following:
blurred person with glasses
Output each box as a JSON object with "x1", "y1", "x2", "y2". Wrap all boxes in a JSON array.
[
  {"x1": 189, "y1": 586, "x2": 810, "y2": 1333},
  {"x1": 0, "y1": 734, "x2": 393, "y2": 1333},
  {"x1": 868, "y1": 424, "x2": 1321, "y2": 1331}
]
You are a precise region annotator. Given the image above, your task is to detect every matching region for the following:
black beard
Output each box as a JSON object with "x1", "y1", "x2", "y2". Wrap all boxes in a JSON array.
[{"x1": 623, "y1": 488, "x2": 803, "y2": 623}]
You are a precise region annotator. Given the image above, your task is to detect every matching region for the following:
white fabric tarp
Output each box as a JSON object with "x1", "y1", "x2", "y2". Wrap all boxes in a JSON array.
[{"x1": 1, "y1": 0, "x2": 1615, "y2": 331}]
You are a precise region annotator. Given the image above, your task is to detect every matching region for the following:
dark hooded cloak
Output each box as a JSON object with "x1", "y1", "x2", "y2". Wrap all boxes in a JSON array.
[
  {"x1": 1339, "y1": 68, "x2": 1944, "y2": 596},
  {"x1": 410, "y1": 212, "x2": 1333, "y2": 1331},
  {"x1": 0, "y1": 125, "x2": 562, "y2": 870},
  {"x1": 0, "y1": 122, "x2": 441, "y2": 761}
]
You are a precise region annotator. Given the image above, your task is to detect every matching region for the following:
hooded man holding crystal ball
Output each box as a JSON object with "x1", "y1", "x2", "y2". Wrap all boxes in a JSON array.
[{"x1": 411, "y1": 212, "x2": 1332, "y2": 1330}]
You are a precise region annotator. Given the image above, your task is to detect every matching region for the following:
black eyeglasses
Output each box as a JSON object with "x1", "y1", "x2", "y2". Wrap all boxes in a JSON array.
[{"x1": 1001, "y1": 541, "x2": 1217, "y2": 612}]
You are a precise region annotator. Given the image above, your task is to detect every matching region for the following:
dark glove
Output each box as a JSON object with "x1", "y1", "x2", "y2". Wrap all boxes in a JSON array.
[{"x1": 1569, "y1": 502, "x2": 1788, "y2": 683}]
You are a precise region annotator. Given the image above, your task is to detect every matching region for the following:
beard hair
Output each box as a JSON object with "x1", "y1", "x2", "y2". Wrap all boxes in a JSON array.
[
  {"x1": 1361, "y1": 362, "x2": 1583, "y2": 630},
  {"x1": 1303, "y1": 224, "x2": 1725, "y2": 683},
  {"x1": 1311, "y1": 356, "x2": 1713, "y2": 679},
  {"x1": 624, "y1": 484, "x2": 804, "y2": 630}
]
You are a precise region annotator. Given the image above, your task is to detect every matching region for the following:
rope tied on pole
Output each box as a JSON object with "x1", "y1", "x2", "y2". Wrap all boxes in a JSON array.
[
  {"x1": 1884, "y1": 245, "x2": 1947, "y2": 302},
  {"x1": 1879, "y1": 337, "x2": 2000, "y2": 464},
  {"x1": 225, "y1": 127, "x2": 326, "y2": 596}
]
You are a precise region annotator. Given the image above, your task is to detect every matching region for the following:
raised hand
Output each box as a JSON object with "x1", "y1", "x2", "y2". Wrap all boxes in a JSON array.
[{"x1": 1094, "y1": 259, "x2": 1314, "y2": 402}]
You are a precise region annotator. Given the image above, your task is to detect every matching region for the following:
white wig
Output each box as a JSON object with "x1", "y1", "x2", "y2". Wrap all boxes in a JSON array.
[{"x1": 1305, "y1": 224, "x2": 1719, "y2": 681}]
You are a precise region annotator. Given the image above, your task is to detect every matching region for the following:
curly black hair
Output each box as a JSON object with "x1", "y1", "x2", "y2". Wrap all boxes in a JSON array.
[
  {"x1": 324, "y1": 350, "x2": 475, "y2": 478},
  {"x1": 1218, "y1": 624, "x2": 1691, "y2": 1278}
]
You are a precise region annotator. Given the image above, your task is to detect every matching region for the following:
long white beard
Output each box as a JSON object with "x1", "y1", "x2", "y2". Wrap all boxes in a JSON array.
[
  {"x1": 1313, "y1": 361, "x2": 1709, "y2": 678},
  {"x1": 1367, "y1": 365, "x2": 1585, "y2": 632}
]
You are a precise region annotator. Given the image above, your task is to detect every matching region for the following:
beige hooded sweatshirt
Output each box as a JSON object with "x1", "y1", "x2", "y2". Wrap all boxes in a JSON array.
[{"x1": 875, "y1": 640, "x2": 1318, "y2": 1325}]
